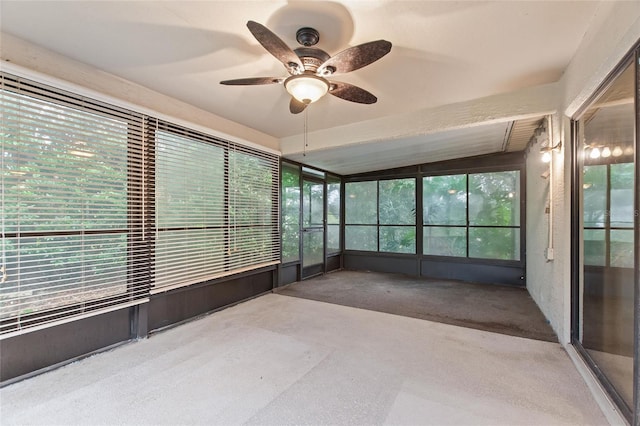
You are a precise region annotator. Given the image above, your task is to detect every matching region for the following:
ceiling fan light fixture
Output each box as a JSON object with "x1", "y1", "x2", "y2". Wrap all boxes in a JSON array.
[{"x1": 284, "y1": 74, "x2": 329, "y2": 104}]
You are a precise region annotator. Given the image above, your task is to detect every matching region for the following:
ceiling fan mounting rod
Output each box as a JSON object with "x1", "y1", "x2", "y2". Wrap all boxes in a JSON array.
[{"x1": 296, "y1": 27, "x2": 320, "y2": 47}]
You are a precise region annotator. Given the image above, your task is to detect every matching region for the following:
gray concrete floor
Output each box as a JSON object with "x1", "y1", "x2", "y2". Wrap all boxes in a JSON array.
[
  {"x1": 278, "y1": 270, "x2": 557, "y2": 342},
  {"x1": 1, "y1": 294, "x2": 607, "y2": 425}
]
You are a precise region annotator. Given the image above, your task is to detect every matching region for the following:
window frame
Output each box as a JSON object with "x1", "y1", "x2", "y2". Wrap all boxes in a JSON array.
[
  {"x1": 421, "y1": 166, "x2": 524, "y2": 264},
  {"x1": 344, "y1": 177, "x2": 417, "y2": 255}
]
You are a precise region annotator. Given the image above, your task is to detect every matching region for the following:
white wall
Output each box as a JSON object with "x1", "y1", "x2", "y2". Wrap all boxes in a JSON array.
[
  {"x1": 526, "y1": 1, "x2": 640, "y2": 344},
  {"x1": 526, "y1": 113, "x2": 569, "y2": 342}
]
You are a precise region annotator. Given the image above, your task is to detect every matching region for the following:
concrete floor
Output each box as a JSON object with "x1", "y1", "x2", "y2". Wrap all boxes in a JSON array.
[
  {"x1": 279, "y1": 270, "x2": 557, "y2": 342},
  {"x1": 1, "y1": 294, "x2": 607, "y2": 425}
]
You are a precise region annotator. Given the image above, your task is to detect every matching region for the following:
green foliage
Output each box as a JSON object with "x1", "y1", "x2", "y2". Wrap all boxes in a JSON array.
[
  {"x1": 469, "y1": 171, "x2": 520, "y2": 227},
  {"x1": 423, "y1": 174, "x2": 466, "y2": 225},
  {"x1": 3, "y1": 89, "x2": 279, "y2": 320},
  {"x1": 281, "y1": 164, "x2": 300, "y2": 263},
  {"x1": 2, "y1": 92, "x2": 130, "y2": 318},
  {"x1": 345, "y1": 181, "x2": 377, "y2": 224},
  {"x1": 380, "y1": 226, "x2": 415, "y2": 253},
  {"x1": 379, "y1": 178, "x2": 415, "y2": 225}
]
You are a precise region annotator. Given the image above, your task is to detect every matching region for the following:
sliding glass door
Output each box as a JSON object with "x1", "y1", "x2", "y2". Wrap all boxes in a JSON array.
[{"x1": 573, "y1": 51, "x2": 638, "y2": 422}]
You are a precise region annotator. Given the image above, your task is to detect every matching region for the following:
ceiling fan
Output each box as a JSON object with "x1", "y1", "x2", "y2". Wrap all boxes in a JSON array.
[{"x1": 220, "y1": 21, "x2": 392, "y2": 114}]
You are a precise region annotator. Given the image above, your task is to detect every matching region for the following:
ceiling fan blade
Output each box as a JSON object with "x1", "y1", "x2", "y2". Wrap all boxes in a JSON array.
[
  {"x1": 289, "y1": 97, "x2": 308, "y2": 114},
  {"x1": 318, "y1": 40, "x2": 392, "y2": 75},
  {"x1": 220, "y1": 77, "x2": 284, "y2": 85},
  {"x1": 329, "y1": 82, "x2": 377, "y2": 104},
  {"x1": 247, "y1": 21, "x2": 303, "y2": 74}
]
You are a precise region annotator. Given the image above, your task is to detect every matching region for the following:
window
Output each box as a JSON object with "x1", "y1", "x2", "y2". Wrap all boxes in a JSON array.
[
  {"x1": 583, "y1": 163, "x2": 635, "y2": 267},
  {"x1": 379, "y1": 178, "x2": 416, "y2": 253},
  {"x1": 326, "y1": 176, "x2": 341, "y2": 254},
  {"x1": 153, "y1": 123, "x2": 279, "y2": 292},
  {"x1": 423, "y1": 171, "x2": 521, "y2": 260},
  {"x1": 0, "y1": 72, "x2": 280, "y2": 335},
  {"x1": 281, "y1": 163, "x2": 300, "y2": 263},
  {"x1": 345, "y1": 179, "x2": 416, "y2": 253},
  {"x1": 574, "y1": 57, "x2": 636, "y2": 416},
  {"x1": 1, "y1": 74, "x2": 147, "y2": 334},
  {"x1": 228, "y1": 148, "x2": 278, "y2": 271},
  {"x1": 345, "y1": 181, "x2": 377, "y2": 251},
  {"x1": 468, "y1": 171, "x2": 520, "y2": 260},
  {"x1": 154, "y1": 128, "x2": 225, "y2": 290},
  {"x1": 423, "y1": 174, "x2": 467, "y2": 256}
]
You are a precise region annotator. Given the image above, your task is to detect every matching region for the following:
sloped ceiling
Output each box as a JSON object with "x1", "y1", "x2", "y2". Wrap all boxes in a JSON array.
[{"x1": 0, "y1": 1, "x2": 600, "y2": 174}]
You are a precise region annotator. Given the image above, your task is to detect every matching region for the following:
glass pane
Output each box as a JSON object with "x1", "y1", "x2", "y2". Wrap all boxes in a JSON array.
[
  {"x1": 3, "y1": 235, "x2": 127, "y2": 319},
  {"x1": 229, "y1": 227, "x2": 273, "y2": 268},
  {"x1": 611, "y1": 230, "x2": 634, "y2": 268},
  {"x1": 379, "y1": 178, "x2": 416, "y2": 225},
  {"x1": 345, "y1": 181, "x2": 377, "y2": 224},
  {"x1": 156, "y1": 229, "x2": 225, "y2": 287},
  {"x1": 327, "y1": 180, "x2": 341, "y2": 225},
  {"x1": 302, "y1": 231, "x2": 324, "y2": 268},
  {"x1": 583, "y1": 229, "x2": 606, "y2": 266},
  {"x1": 579, "y1": 60, "x2": 635, "y2": 409},
  {"x1": 327, "y1": 224, "x2": 340, "y2": 254},
  {"x1": 469, "y1": 171, "x2": 520, "y2": 226},
  {"x1": 423, "y1": 175, "x2": 467, "y2": 225},
  {"x1": 379, "y1": 226, "x2": 416, "y2": 254},
  {"x1": 583, "y1": 165, "x2": 607, "y2": 228},
  {"x1": 281, "y1": 164, "x2": 300, "y2": 263},
  {"x1": 4, "y1": 95, "x2": 129, "y2": 234},
  {"x1": 229, "y1": 151, "x2": 273, "y2": 226},
  {"x1": 345, "y1": 225, "x2": 377, "y2": 251},
  {"x1": 303, "y1": 180, "x2": 324, "y2": 228},
  {"x1": 423, "y1": 227, "x2": 466, "y2": 257},
  {"x1": 610, "y1": 163, "x2": 634, "y2": 227},
  {"x1": 327, "y1": 178, "x2": 341, "y2": 254},
  {"x1": 468, "y1": 227, "x2": 519, "y2": 260},
  {"x1": 156, "y1": 131, "x2": 225, "y2": 228}
]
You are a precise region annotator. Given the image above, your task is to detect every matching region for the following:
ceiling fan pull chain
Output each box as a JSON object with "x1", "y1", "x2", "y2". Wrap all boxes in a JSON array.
[{"x1": 303, "y1": 107, "x2": 308, "y2": 157}]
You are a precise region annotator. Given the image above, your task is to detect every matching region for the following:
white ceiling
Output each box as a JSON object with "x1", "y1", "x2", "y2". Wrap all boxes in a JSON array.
[{"x1": 1, "y1": 1, "x2": 600, "y2": 174}]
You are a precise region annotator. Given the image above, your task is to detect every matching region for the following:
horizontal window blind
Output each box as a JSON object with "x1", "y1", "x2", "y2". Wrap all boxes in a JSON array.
[
  {"x1": 228, "y1": 144, "x2": 279, "y2": 272},
  {"x1": 152, "y1": 122, "x2": 280, "y2": 292},
  {"x1": 1, "y1": 74, "x2": 148, "y2": 334},
  {"x1": 1, "y1": 71, "x2": 280, "y2": 334}
]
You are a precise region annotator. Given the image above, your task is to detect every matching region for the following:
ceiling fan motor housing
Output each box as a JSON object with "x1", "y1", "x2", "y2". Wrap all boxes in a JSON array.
[{"x1": 294, "y1": 47, "x2": 330, "y2": 73}]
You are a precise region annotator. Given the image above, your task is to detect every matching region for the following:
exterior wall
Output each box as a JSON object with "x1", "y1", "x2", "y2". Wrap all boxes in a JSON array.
[
  {"x1": 526, "y1": 2, "x2": 640, "y2": 345},
  {"x1": 1, "y1": 267, "x2": 276, "y2": 384},
  {"x1": 526, "y1": 113, "x2": 568, "y2": 342}
]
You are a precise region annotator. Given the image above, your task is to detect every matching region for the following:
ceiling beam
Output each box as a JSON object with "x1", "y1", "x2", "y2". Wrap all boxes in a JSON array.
[{"x1": 280, "y1": 81, "x2": 559, "y2": 156}]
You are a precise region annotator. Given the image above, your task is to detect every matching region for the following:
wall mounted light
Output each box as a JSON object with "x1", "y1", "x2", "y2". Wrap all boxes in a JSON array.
[{"x1": 540, "y1": 141, "x2": 562, "y2": 163}]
